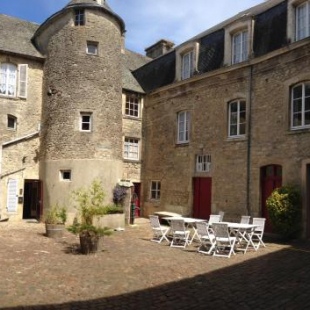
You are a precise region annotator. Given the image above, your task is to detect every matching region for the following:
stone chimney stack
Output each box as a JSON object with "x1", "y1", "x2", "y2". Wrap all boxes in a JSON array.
[{"x1": 145, "y1": 39, "x2": 175, "y2": 59}]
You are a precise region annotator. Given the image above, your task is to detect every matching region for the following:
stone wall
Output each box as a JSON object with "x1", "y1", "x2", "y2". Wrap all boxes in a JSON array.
[{"x1": 142, "y1": 41, "x2": 310, "y2": 221}]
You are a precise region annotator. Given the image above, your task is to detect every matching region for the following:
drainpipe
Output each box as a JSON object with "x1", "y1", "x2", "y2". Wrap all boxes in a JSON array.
[{"x1": 246, "y1": 65, "x2": 253, "y2": 216}]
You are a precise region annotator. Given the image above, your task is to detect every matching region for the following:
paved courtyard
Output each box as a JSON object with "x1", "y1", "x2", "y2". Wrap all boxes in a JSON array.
[{"x1": 0, "y1": 218, "x2": 310, "y2": 310}]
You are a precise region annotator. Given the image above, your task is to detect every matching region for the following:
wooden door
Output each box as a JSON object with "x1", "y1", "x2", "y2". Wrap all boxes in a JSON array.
[
  {"x1": 23, "y1": 180, "x2": 43, "y2": 220},
  {"x1": 193, "y1": 177, "x2": 212, "y2": 220},
  {"x1": 261, "y1": 165, "x2": 282, "y2": 232},
  {"x1": 133, "y1": 183, "x2": 141, "y2": 217}
]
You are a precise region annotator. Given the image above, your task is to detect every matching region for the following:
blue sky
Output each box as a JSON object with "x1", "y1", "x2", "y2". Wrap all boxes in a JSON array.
[{"x1": 1, "y1": 0, "x2": 264, "y2": 54}]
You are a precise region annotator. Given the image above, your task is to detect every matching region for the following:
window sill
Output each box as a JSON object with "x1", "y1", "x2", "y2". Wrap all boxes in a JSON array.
[
  {"x1": 123, "y1": 159, "x2": 141, "y2": 164},
  {"x1": 176, "y1": 142, "x2": 189, "y2": 147},
  {"x1": 123, "y1": 115, "x2": 142, "y2": 121},
  {"x1": 226, "y1": 135, "x2": 247, "y2": 142},
  {"x1": 288, "y1": 127, "x2": 310, "y2": 134}
]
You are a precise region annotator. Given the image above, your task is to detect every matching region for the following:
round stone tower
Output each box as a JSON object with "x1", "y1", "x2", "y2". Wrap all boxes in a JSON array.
[{"x1": 32, "y1": 0, "x2": 125, "y2": 216}]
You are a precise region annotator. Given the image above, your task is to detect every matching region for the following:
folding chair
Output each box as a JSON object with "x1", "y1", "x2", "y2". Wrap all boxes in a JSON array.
[
  {"x1": 149, "y1": 215, "x2": 170, "y2": 244},
  {"x1": 195, "y1": 221, "x2": 216, "y2": 255},
  {"x1": 169, "y1": 219, "x2": 190, "y2": 248},
  {"x1": 208, "y1": 214, "x2": 221, "y2": 225},
  {"x1": 251, "y1": 218, "x2": 266, "y2": 250},
  {"x1": 212, "y1": 223, "x2": 237, "y2": 258},
  {"x1": 218, "y1": 211, "x2": 225, "y2": 222}
]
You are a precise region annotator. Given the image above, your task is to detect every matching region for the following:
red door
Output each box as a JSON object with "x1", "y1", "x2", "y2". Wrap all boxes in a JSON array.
[
  {"x1": 261, "y1": 165, "x2": 282, "y2": 232},
  {"x1": 133, "y1": 183, "x2": 141, "y2": 217},
  {"x1": 193, "y1": 177, "x2": 212, "y2": 220}
]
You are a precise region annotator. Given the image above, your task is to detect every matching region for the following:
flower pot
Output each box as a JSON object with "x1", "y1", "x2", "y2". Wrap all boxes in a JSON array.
[
  {"x1": 45, "y1": 223, "x2": 65, "y2": 238},
  {"x1": 79, "y1": 231, "x2": 104, "y2": 254}
]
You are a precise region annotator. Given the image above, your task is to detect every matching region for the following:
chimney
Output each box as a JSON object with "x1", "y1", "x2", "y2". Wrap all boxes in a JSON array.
[{"x1": 145, "y1": 39, "x2": 175, "y2": 59}]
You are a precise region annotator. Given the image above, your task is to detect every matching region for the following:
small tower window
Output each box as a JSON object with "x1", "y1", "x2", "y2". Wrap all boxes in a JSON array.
[
  {"x1": 87, "y1": 42, "x2": 98, "y2": 55},
  {"x1": 7, "y1": 115, "x2": 17, "y2": 130},
  {"x1": 60, "y1": 170, "x2": 72, "y2": 181},
  {"x1": 74, "y1": 9, "x2": 85, "y2": 26}
]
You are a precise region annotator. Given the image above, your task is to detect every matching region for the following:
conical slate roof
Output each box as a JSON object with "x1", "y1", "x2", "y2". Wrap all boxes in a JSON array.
[{"x1": 67, "y1": 0, "x2": 112, "y2": 11}]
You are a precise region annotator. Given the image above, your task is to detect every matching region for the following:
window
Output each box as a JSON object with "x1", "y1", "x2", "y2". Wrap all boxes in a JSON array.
[
  {"x1": 177, "y1": 111, "x2": 190, "y2": 143},
  {"x1": 7, "y1": 115, "x2": 17, "y2": 130},
  {"x1": 0, "y1": 63, "x2": 27, "y2": 98},
  {"x1": 124, "y1": 138, "x2": 139, "y2": 160},
  {"x1": 196, "y1": 155, "x2": 212, "y2": 172},
  {"x1": 60, "y1": 170, "x2": 71, "y2": 181},
  {"x1": 181, "y1": 51, "x2": 193, "y2": 80},
  {"x1": 75, "y1": 9, "x2": 85, "y2": 26},
  {"x1": 150, "y1": 181, "x2": 161, "y2": 200},
  {"x1": 228, "y1": 100, "x2": 246, "y2": 137},
  {"x1": 296, "y1": 1, "x2": 310, "y2": 40},
  {"x1": 125, "y1": 93, "x2": 140, "y2": 117},
  {"x1": 87, "y1": 42, "x2": 98, "y2": 55},
  {"x1": 291, "y1": 82, "x2": 310, "y2": 129},
  {"x1": 0, "y1": 63, "x2": 16, "y2": 97},
  {"x1": 80, "y1": 112, "x2": 92, "y2": 131},
  {"x1": 232, "y1": 30, "x2": 248, "y2": 64}
]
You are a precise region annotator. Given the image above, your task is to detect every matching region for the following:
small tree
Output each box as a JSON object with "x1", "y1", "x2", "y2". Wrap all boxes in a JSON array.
[{"x1": 266, "y1": 186, "x2": 302, "y2": 239}]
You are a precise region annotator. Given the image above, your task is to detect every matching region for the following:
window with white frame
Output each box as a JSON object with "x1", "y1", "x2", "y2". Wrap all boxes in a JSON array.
[
  {"x1": 60, "y1": 170, "x2": 71, "y2": 181},
  {"x1": 7, "y1": 115, "x2": 17, "y2": 130},
  {"x1": 125, "y1": 93, "x2": 140, "y2": 117},
  {"x1": 124, "y1": 138, "x2": 139, "y2": 160},
  {"x1": 196, "y1": 154, "x2": 212, "y2": 172},
  {"x1": 228, "y1": 100, "x2": 246, "y2": 137},
  {"x1": 0, "y1": 63, "x2": 28, "y2": 98},
  {"x1": 291, "y1": 82, "x2": 310, "y2": 129},
  {"x1": 0, "y1": 63, "x2": 16, "y2": 97},
  {"x1": 87, "y1": 41, "x2": 98, "y2": 55},
  {"x1": 150, "y1": 181, "x2": 161, "y2": 200},
  {"x1": 181, "y1": 51, "x2": 193, "y2": 80},
  {"x1": 80, "y1": 112, "x2": 92, "y2": 131},
  {"x1": 296, "y1": 1, "x2": 310, "y2": 40},
  {"x1": 232, "y1": 30, "x2": 248, "y2": 64},
  {"x1": 74, "y1": 9, "x2": 85, "y2": 26},
  {"x1": 177, "y1": 111, "x2": 190, "y2": 143}
]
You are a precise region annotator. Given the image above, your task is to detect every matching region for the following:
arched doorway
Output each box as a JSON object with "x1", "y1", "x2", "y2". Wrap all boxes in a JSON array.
[{"x1": 261, "y1": 165, "x2": 282, "y2": 232}]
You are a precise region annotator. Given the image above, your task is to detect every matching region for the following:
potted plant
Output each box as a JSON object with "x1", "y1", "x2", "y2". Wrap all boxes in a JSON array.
[
  {"x1": 67, "y1": 179, "x2": 113, "y2": 254},
  {"x1": 44, "y1": 204, "x2": 67, "y2": 238}
]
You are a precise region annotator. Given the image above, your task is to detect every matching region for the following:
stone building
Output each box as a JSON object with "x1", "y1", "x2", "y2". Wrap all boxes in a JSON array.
[
  {"x1": 0, "y1": 0, "x2": 149, "y2": 222},
  {"x1": 1, "y1": 0, "x2": 310, "y2": 237}
]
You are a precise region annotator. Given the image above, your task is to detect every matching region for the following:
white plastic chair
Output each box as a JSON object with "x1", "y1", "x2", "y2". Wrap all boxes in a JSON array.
[
  {"x1": 212, "y1": 223, "x2": 237, "y2": 258},
  {"x1": 208, "y1": 214, "x2": 221, "y2": 225},
  {"x1": 218, "y1": 211, "x2": 225, "y2": 222},
  {"x1": 149, "y1": 215, "x2": 170, "y2": 244},
  {"x1": 169, "y1": 219, "x2": 190, "y2": 248},
  {"x1": 195, "y1": 221, "x2": 216, "y2": 255},
  {"x1": 251, "y1": 218, "x2": 266, "y2": 250},
  {"x1": 240, "y1": 215, "x2": 251, "y2": 224}
]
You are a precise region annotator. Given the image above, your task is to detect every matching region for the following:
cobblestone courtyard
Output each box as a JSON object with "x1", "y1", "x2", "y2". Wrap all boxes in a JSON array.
[{"x1": 0, "y1": 218, "x2": 309, "y2": 309}]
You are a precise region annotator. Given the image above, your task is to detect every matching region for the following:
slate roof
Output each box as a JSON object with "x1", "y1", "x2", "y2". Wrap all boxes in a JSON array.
[
  {"x1": 133, "y1": 0, "x2": 287, "y2": 93},
  {"x1": 122, "y1": 49, "x2": 152, "y2": 93},
  {"x1": 0, "y1": 14, "x2": 43, "y2": 59}
]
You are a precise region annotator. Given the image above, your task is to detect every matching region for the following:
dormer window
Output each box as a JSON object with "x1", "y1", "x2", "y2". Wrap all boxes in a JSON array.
[
  {"x1": 232, "y1": 30, "x2": 248, "y2": 64},
  {"x1": 224, "y1": 19, "x2": 252, "y2": 66},
  {"x1": 181, "y1": 51, "x2": 193, "y2": 80},
  {"x1": 296, "y1": 1, "x2": 310, "y2": 40},
  {"x1": 175, "y1": 42, "x2": 199, "y2": 81},
  {"x1": 75, "y1": 9, "x2": 85, "y2": 26}
]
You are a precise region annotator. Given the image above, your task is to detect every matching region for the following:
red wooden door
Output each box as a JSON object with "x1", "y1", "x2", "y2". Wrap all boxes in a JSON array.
[
  {"x1": 261, "y1": 165, "x2": 282, "y2": 232},
  {"x1": 133, "y1": 183, "x2": 141, "y2": 217},
  {"x1": 193, "y1": 177, "x2": 212, "y2": 220}
]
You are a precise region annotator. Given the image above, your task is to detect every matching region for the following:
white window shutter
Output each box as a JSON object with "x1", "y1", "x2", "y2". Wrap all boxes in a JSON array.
[
  {"x1": 18, "y1": 64, "x2": 28, "y2": 98},
  {"x1": 7, "y1": 179, "x2": 18, "y2": 213}
]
